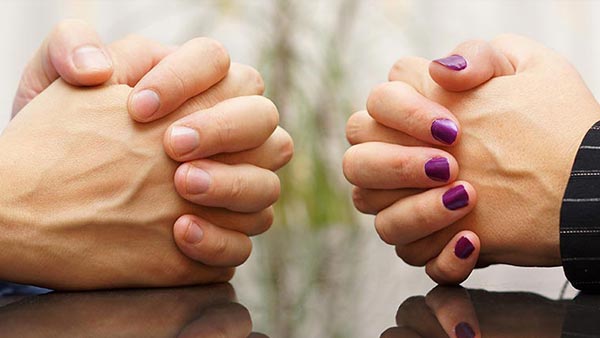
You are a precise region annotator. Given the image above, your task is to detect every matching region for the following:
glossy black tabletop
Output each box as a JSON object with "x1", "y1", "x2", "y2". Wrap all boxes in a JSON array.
[{"x1": 0, "y1": 277, "x2": 598, "y2": 338}]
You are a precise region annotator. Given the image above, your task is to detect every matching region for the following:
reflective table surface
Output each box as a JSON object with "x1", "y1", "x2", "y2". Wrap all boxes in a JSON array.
[{"x1": 0, "y1": 277, "x2": 598, "y2": 338}]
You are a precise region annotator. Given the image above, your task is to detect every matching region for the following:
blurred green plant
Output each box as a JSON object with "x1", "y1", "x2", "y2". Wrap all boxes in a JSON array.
[{"x1": 253, "y1": 0, "x2": 363, "y2": 337}]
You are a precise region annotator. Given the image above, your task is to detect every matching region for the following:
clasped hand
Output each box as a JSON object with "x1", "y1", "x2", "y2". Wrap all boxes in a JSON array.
[{"x1": 4, "y1": 20, "x2": 293, "y2": 289}]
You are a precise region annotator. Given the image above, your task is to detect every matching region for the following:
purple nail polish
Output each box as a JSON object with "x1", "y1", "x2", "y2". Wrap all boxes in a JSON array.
[
  {"x1": 455, "y1": 322, "x2": 475, "y2": 338},
  {"x1": 431, "y1": 119, "x2": 458, "y2": 145},
  {"x1": 434, "y1": 54, "x2": 467, "y2": 71},
  {"x1": 442, "y1": 184, "x2": 469, "y2": 210},
  {"x1": 425, "y1": 157, "x2": 450, "y2": 182},
  {"x1": 454, "y1": 236, "x2": 475, "y2": 259}
]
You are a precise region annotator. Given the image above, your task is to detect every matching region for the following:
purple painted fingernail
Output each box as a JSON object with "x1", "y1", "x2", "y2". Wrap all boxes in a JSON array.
[
  {"x1": 455, "y1": 322, "x2": 475, "y2": 338},
  {"x1": 443, "y1": 185, "x2": 469, "y2": 210},
  {"x1": 431, "y1": 119, "x2": 458, "y2": 145},
  {"x1": 434, "y1": 54, "x2": 467, "y2": 71},
  {"x1": 455, "y1": 236, "x2": 475, "y2": 259},
  {"x1": 425, "y1": 157, "x2": 450, "y2": 182}
]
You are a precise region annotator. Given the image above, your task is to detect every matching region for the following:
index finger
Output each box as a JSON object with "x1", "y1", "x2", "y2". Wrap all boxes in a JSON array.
[
  {"x1": 367, "y1": 81, "x2": 460, "y2": 146},
  {"x1": 128, "y1": 37, "x2": 230, "y2": 122}
]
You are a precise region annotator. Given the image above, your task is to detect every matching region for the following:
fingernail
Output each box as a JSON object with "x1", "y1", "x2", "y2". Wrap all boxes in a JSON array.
[
  {"x1": 433, "y1": 54, "x2": 467, "y2": 71},
  {"x1": 431, "y1": 119, "x2": 458, "y2": 145},
  {"x1": 455, "y1": 322, "x2": 475, "y2": 338},
  {"x1": 131, "y1": 89, "x2": 160, "y2": 120},
  {"x1": 170, "y1": 126, "x2": 199, "y2": 155},
  {"x1": 72, "y1": 45, "x2": 111, "y2": 71},
  {"x1": 443, "y1": 184, "x2": 469, "y2": 210},
  {"x1": 186, "y1": 166, "x2": 211, "y2": 194},
  {"x1": 184, "y1": 220, "x2": 204, "y2": 244},
  {"x1": 455, "y1": 236, "x2": 475, "y2": 260},
  {"x1": 425, "y1": 157, "x2": 450, "y2": 182}
]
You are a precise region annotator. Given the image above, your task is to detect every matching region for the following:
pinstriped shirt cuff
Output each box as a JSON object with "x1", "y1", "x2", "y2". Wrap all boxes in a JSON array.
[{"x1": 561, "y1": 121, "x2": 600, "y2": 291}]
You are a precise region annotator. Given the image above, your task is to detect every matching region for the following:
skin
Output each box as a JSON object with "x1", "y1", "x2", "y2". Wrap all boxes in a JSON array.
[
  {"x1": 0, "y1": 283, "x2": 267, "y2": 337},
  {"x1": 4, "y1": 20, "x2": 293, "y2": 289},
  {"x1": 383, "y1": 286, "x2": 567, "y2": 338},
  {"x1": 344, "y1": 34, "x2": 600, "y2": 283}
]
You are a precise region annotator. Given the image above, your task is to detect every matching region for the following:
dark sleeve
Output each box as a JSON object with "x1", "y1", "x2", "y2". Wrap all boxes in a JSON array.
[
  {"x1": 560, "y1": 121, "x2": 600, "y2": 291},
  {"x1": 562, "y1": 293, "x2": 600, "y2": 337}
]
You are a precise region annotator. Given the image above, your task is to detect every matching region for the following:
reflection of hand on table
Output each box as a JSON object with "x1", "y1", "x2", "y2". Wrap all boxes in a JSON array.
[
  {"x1": 382, "y1": 286, "x2": 569, "y2": 338},
  {"x1": 0, "y1": 283, "x2": 266, "y2": 338}
]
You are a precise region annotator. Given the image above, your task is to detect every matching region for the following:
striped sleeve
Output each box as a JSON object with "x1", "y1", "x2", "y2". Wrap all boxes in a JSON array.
[{"x1": 561, "y1": 121, "x2": 600, "y2": 291}]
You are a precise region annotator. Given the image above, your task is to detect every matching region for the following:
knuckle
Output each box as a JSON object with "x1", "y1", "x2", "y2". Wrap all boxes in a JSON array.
[
  {"x1": 212, "y1": 109, "x2": 235, "y2": 147},
  {"x1": 276, "y1": 128, "x2": 294, "y2": 167},
  {"x1": 411, "y1": 200, "x2": 437, "y2": 229},
  {"x1": 228, "y1": 174, "x2": 248, "y2": 201},
  {"x1": 352, "y1": 187, "x2": 374, "y2": 214},
  {"x1": 262, "y1": 207, "x2": 275, "y2": 232},
  {"x1": 241, "y1": 65, "x2": 265, "y2": 94},
  {"x1": 427, "y1": 263, "x2": 464, "y2": 284},
  {"x1": 389, "y1": 152, "x2": 410, "y2": 182},
  {"x1": 366, "y1": 82, "x2": 393, "y2": 117},
  {"x1": 253, "y1": 95, "x2": 279, "y2": 128},
  {"x1": 345, "y1": 111, "x2": 366, "y2": 145},
  {"x1": 268, "y1": 173, "x2": 281, "y2": 204},
  {"x1": 250, "y1": 207, "x2": 274, "y2": 235},
  {"x1": 211, "y1": 267, "x2": 235, "y2": 283},
  {"x1": 388, "y1": 56, "x2": 424, "y2": 81},
  {"x1": 374, "y1": 214, "x2": 396, "y2": 245},
  {"x1": 239, "y1": 240, "x2": 253, "y2": 264},
  {"x1": 210, "y1": 234, "x2": 231, "y2": 260},
  {"x1": 162, "y1": 62, "x2": 188, "y2": 96},
  {"x1": 342, "y1": 147, "x2": 359, "y2": 184},
  {"x1": 195, "y1": 37, "x2": 231, "y2": 75}
]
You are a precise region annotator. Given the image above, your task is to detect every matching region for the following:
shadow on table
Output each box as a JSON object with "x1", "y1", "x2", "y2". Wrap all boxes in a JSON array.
[
  {"x1": 0, "y1": 282, "x2": 266, "y2": 338},
  {"x1": 382, "y1": 285, "x2": 600, "y2": 338}
]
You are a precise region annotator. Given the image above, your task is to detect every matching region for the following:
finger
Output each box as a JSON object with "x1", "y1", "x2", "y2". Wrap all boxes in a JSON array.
[
  {"x1": 209, "y1": 127, "x2": 294, "y2": 171},
  {"x1": 174, "y1": 160, "x2": 280, "y2": 213},
  {"x1": 107, "y1": 35, "x2": 172, "y2": 86},
  {"x1": 177, "y1": 303, "x2": 252, "y2": 338},
  {"x1": 352, "y1": 187, "x2": 423, "y2": 215},
  {"x1": 12, "y1": 19, "x2": 113, "y2": 115},
  {"x1": 164, "y1": 95, "x2": 279, "y2": 162},
  {"x1": 346, "y1": 110, "x2": 427, "y2": 147},
  {"x1": 425, "y1": 231, "x2": 480, "y2": 285},
  {"x1": 429, "y1": 39, "x2": 515, "y2": 92},
  {"x1": 367, "y1": 81, "x2": 460, "y2": 146},
  {"x1": 196, "y1": 206, "x2": 274, "y2": 237},
  {"x1": 343, "y1": 142, "x2": 459, "y2": 189},
  {"x1": 128, "y1": 37, "x2": 231, "y2": 122},
  {"x1": 425, "y1": 286, "x2": 481, "y2": 338},
  {"x1": 375, "y1": 181, "x2": 476, "y2": 246},
  {"x1": 173, "y1": 215, "x2": 252, "y2": 267}
]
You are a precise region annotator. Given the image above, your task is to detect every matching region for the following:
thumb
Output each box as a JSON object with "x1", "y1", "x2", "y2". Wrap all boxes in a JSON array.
[
  {"x1": 429, "y1": 39, "x2": 514, "y2": 92},
  {"x1": 12, "y1": 19, "x2": 113, "y2": 116},
  {"x1": 425, "y1": 231, "x2": 480, "y2": 285}
]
